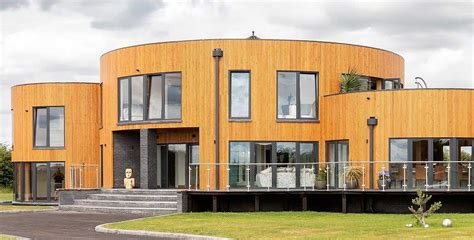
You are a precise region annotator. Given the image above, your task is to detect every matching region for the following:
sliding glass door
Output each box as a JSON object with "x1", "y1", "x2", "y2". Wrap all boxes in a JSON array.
[
  {"x1": 157, "y1": 144, "x2": 198, "y2": 189},
  {"x1": 326, "y1": 141, "x2": 349, "y2": 189}
]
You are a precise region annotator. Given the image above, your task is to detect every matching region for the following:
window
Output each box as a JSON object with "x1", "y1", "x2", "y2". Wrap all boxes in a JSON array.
[
  {"x1": 383, "y1": 78, "x2": 401, "y2": 89},
  {"x1": 34, "y1": 107, "x2": 64, "y2": 148},
  {"x1": 229, "y1": 142, "x2": 251, "y2": 188},
  {"x1": 229, "y1": 71, "x2": 250, "y2": 119},
  {"x1": 118, "y1": 72, "x2": 182, "y2": 122},
  {"x1": 277, "y1": 71, "x2": 318, "y2": 120},
  {"x1": 359, "y1": 76, "x2": 377, "y2": 91},
  {"x1": 389, "y1": 139, "x2": 408, "y2": 162}
]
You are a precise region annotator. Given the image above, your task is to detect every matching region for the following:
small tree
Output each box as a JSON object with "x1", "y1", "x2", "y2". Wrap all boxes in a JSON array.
[
  {"x1": 0, "y1": 143, "x2": 13, "y2": 188},
  {"x1": 408, "y1": 189, "x2": 442, "y2": 226}
]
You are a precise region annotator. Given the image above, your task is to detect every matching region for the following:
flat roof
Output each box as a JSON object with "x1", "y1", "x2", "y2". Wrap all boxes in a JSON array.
[{"x1": 100, "y1": 38, "x2": 404, "y2": 60}]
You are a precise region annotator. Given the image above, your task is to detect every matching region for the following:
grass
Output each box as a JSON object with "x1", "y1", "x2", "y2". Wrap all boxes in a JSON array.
[
  {"x1": 0, "y1": 234, "x2": 20, "y2": 240},
  {"x1": 0, "y1": 187, "x2": 12, "y2": 202},
  {"x1": 0, "y1": 205, "x2": 52, "y2": 212},
  {"x1": 106, "y1": 212, "x2": 474, "y2": 239}
]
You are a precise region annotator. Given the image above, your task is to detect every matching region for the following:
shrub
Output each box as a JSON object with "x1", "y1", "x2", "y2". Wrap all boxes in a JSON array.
[{"x1": 408, "y1": 189, "x2": 442, "y2": 226}]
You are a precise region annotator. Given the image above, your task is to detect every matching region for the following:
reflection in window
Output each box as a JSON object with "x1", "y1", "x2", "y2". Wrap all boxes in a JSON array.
[
  {"x1": 34, "y1": 107, "x2": 64, "y2": 148},
  {"x1": 278, "y1": 72, "x2": 318, "y2": 120},
  {"x1": 276, "y1": 142, "x2": 296, "y2": 165},
  {"x1": 300, "y1": 143, "x2": 315, "y2": 163},
  {"x1": 119, "y1": 79, "x2": 129, "y2": 121},
  {"x1": 277, "y1": 72, "x2": 297, "y2": 119},
  {"x1": 230, "y1": 72, "x2": 250, "y2": 118},
  {"x1": 390, "y1": 139, "x2": 408, "y2": 162},
  {"x1": 131, "y1": 76, "x2": 144, "y2": 121},
  {"x1": 148, "y1": 75, "x2": 163, "y2": 119},
  {"x1": 165, "y1": 73, "x2": 182, "y2": 119},
  {"x1": 229, "y1": 142, "x2": 251, "y2": 188},
  {"x1": 384, "y1": 79, "x2": 401, "y2": 89}
]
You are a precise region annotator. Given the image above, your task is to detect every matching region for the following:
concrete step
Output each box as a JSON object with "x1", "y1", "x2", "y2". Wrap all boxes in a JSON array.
[
  {"x1": 101, "y1": 189, "x2": 178, "y2": 195},
  {"x1": 88, "y1": 194, "x2": 177, "y2": 201},
  {"x1": 74, "y1": 199, "x2": 177, "y2": 208},
  {"x1": 60, "y1": 205, "x2": 177, "y2": 215}
]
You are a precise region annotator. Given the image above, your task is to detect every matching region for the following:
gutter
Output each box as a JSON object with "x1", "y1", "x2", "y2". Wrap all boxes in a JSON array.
[{"x1": 213, "y1": 48, "x2": 223, "y2": 190}]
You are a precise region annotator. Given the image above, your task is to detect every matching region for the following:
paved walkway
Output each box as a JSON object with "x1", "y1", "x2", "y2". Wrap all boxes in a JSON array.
[{"x1": 0, "y1": 210, "x2": 159, "y2": 239}]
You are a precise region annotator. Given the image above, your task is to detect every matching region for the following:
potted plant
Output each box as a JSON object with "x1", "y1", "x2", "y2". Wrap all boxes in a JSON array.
[
  {"x1": 340, "y1": 68, "x2": 362, "y2": 93},
  {"x1": 315, "y1": 167, "x2": 327, "y2": 189},
  {"x1": 377, "y1": 169, "x2": 391, "y2": 189},
  {"x1": 345, "y1": 166, "x2": 362, "y2": 189}
]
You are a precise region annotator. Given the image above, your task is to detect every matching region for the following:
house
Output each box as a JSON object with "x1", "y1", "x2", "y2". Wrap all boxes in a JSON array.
[{"x1": 11, "y1": 38, "x2": 474, "y2": 212}]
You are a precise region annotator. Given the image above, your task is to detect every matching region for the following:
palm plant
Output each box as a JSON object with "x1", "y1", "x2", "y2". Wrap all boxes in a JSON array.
[{"x1": 340, "y1": 68, "x2": 362, "y2": 93}]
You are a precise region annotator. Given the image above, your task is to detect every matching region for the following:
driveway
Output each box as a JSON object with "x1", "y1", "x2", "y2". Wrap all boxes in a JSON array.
[{"x1": 0, "y1": 210, "x2": 159, "y2": 239}]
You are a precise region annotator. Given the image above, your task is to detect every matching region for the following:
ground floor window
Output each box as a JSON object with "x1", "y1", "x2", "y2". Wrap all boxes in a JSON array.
[
  {"x1": 389, "y1": 138, "x2": 473, "y2": 190},
  {"x1": 13, "y1": 162, "x2": 65, "y2": 202},
  {"x1": 325, "y1": 140, "x2": 349, "y2": 189},
  {"x1": 157, "y1": 144, "x2": 199, "y2": 189},
  {"x1": 228, "y1": 141, "x2": 318, "y2": 189}
]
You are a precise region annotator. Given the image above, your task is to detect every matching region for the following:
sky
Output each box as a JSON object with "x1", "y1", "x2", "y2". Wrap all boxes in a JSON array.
[{"x1": 0, "y1": 0, "x2": 473, "y2": 144}]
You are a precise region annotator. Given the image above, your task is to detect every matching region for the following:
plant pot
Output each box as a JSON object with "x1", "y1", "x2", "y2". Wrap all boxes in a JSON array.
[
  {"x1": 345, "y1": 179, "x2": 358, "y2": 189},
  {"x1": 315, "y1": 180, "x2": 327, "y2": 189},
  {"x1": 377, "y1": 179, "x2": 391, "y2": 189}
]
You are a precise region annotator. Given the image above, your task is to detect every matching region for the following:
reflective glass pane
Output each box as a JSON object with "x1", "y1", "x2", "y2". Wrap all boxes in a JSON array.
[
  {"x1": 119, "y1": 79, "x2": 129, "y2": 121},
  {"x1": 300, "y1": 143, "x2": 314, "y2": 163},
  {"x1": 277, "y1": 72, "x2": 297, "y2": 119},
  {"x1": 34, "y1": 108, "x2": 47, "y2": 147},
  {"x1": 276, "y1": 142, "x2": 296, "y2": 164},
  {"x1": 164, "y1": 73, "x2": 182, "y2": 119},
  {"x1": 131, "y1": 76, "x2": 144, "y2": 121},
  {"x1": 230, "y1": 72, "x2": 250, "y2": 118},
  {"x1": 148, "y1": 75, "x2": 163, "y2": 119},
  {"x1": 168, "y1": 144, "x2": 186, "y2": 188},
  {"x1": 24, "y1": 163, "x2": 33, "y2": 202},
  {"x1": 36, "y1": 163, "x2": 48, "y2": 200},
  {"x1": 300, "y1": 74, "x2": 317, "y2": 118},
  {"x1": 390, "y1": 139, "x2": 408, "y2": 162},
  {"x1": 412, "y1": 140, "x2": 428, "y2": 188},
  {"x1": 50, "y1": 162, "x2": 65, "y2": 201},
  {"x1": 384, "y1": 80, "x2": 394, "y2": 89},
  {"x1": 49, "y1": 107, "x2": 64, "y2": 147},
  {"x1": 229, "y1": 142, "x2": 250, "y2": 188}
]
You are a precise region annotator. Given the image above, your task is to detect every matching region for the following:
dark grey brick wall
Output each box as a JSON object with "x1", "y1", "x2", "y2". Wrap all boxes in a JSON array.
[
  {"x1": 113, "y1": 131, "x2": 141, "y2": 188},
  {"x1": 140, "y1": 129, "x2": 157, "y2": 189},
  {"x1": 58, "y1": 189, "x2": 100, "y2": 206}
]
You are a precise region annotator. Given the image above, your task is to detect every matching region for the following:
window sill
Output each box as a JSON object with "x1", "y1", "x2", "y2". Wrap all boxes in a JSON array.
[
  {"x1": 33, "y1": 147, "x2": 65, "y2": 150},
  {"x1": 276, "y1": 119, "x2": 320, "y2": 123},
  {"x1": 228, "y1": 119, "x2": 252, "y2": 122},
  {"x1": 117, "y1": 119, "x2": 182, "y2": 126}
]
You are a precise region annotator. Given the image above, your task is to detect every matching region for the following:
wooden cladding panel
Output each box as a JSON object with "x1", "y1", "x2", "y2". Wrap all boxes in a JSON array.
[
  {"x1": 99, "y1": 39, "x2": 405, "y2": 189},
  {"x1": 11, "y1": 83, "x2": 101, "y2": 188},
  {"x1": 156, "y1": 128, "x2": 199, "y2": 144}
]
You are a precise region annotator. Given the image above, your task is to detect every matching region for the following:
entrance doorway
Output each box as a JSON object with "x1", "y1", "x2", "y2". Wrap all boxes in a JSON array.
[{"x1": 157, "y1": 144, "x2": 199, "y2": 189}]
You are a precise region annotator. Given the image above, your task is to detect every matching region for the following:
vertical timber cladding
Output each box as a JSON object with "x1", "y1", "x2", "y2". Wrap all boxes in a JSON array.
[
  {"x1": 11, "y1": 83, "x2": 101, "y2": 189},
  {"x1": 100, "y1": 39, "x2": 405, "y2": 189}
]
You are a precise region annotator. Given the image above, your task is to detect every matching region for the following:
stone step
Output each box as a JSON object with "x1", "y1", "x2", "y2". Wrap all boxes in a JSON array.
[
  {"x1": 88, "y1": 194, "x2": 177, "y2": 201},
  {"x1": 101, "y1": 189, "x2": 178, "y2": 195},
  {"x1": 74, "y1": 199, "x2": 177, "y2": 208},
  {"x1": 60, "y1": 205, "x2": 177, "y2": 215}
]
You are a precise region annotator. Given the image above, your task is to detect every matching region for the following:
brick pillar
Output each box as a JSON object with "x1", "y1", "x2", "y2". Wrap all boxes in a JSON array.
[{"x1": 140, "y1": 129, "x2": 157, "y2": 189}]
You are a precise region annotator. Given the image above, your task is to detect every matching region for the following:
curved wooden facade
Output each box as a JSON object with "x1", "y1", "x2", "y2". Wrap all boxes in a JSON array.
[{"x1": 12, "y1": 39, "x2": 474, "y2": 194}]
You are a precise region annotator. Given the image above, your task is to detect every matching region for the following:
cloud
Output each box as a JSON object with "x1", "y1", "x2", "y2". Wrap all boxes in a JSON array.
[
  {"x1": 90, "y1": 0, "x2": 165, "y2": 30},
  {"x1": 0, "y1": 0, "x2": 29, "y2": 11}
]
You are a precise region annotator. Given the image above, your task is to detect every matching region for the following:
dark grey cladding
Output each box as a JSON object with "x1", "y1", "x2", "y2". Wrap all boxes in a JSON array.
[
  {"x1": 140, "y1": 129, "x2": 157, "y2": 189},
  {"x1": 113, "y1": 131, "x2": 141, "y2": 188}
]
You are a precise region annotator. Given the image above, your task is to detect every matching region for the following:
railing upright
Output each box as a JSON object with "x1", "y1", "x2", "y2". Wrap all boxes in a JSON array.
[
  {"x1": 381, "y1": 166, "x2": 386, "y2": 191},
  {"x1": 424, "y1": 163, "x2": 429, "y2": 191},
  {"x1": 468, "y1": 163, "x2": 472, "y2": 192},
  {"x1": 362, "y1": 162, "x2": 365, "y2": 191},
  {"x1": 188, "y1": 166, "x2": 192, "y2": 190},
  {"x1": 447, "y1": 164, "x2": 451, "y2": 191},
  {"x1": 343, "y1": 163, "x2": 347, "y2": 191},
  {"x1": 303, "y1": 164, "x2": 307, "y2": 191},
  {"x1": 226, "y1": 165, "x2": 230, "y2": 191},
  {"x1": 195, "y1": 165, "x2": 199, "y2": 191},
  {"x1": 326, "y1": 164, "x2": 330, "y2": 191},
  {"x1": 402, "y1": 163, "x2": 407, "y2": 191},
  {"x1": 246, "y1": 164, "x2": 250, "y2": 192}
]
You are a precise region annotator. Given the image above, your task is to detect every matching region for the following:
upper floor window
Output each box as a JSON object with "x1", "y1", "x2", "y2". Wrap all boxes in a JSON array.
[
  {"x1": 119, "y1": 72, "x2": 182, "y2": 123},
  {"x1": 229, "y1": 71, "x2": 250, "y2": 119},
  {"x1": 34, "y1": 107, "x2": 64, "y2": 148},
  {"x1": 383, "y1": 78, "x2": 402, "y2": 90},
  {"x1": 277, "y1": 71, "x2": 318, "y2": 120}
]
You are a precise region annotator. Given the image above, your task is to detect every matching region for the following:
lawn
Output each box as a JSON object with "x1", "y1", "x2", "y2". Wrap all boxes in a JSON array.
[
  {"x1": 0, "y1": 234, "x2": 20, "y2": 240},
  {"x1": 0, "y1": 205, "x2": 52, "y2": 212},
  {"x1": 0, "y1": 187, "x2": 12, "y2": 202},
  {"x1": 106, "y1": 212, "x2": 474, "y2": 239}
]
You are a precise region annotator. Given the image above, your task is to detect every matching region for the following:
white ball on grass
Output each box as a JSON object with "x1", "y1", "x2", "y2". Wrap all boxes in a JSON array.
[{"x1": 442, "y1": 219, "x2": 452, "y2": 227}]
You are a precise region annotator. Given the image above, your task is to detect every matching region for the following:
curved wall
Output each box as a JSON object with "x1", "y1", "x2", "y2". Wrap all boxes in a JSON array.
[
  {"x1": 11, "y1": 83, "x2": 100, "y2": 188},
  {"x1": 100, "y1": 39, "x2": 405, "y2": 188}
]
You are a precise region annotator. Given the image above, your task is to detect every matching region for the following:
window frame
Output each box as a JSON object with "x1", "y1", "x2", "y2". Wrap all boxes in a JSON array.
[
  {"x1": 33, "y1": 106, "x2": 65, "y2": 149},
  {"x1": 117, "y1": 72, "x2": 182, "y2": 124},
  {"x1": 228, "y1": 70, "x2": 251, "y2": 120},
  {"x1": 382, "y1": 78, "x2": 402, "y2": 90},
  {"x1": 276, "y1": 71, "x2": 319, "y2": 122}
]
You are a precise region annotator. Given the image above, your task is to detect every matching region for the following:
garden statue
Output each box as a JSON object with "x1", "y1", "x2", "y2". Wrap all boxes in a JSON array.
[{"x1": 124, "y1": 168, "x2": 135, "y2": 189}]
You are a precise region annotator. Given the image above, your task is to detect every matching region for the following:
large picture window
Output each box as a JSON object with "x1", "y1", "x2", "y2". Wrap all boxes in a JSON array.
[
  {"x1": 277, "y1": 71, "x2": 318, "y2": 120},
  {"x1": 34, "y1": 107, "x2": 64, "y2": 148},
  {"x1": 229, "y1": 71, "x2": 250, "y2": 119},
  {"x1": 118, "y1": 72, "x2": 182, "y2": 122}
]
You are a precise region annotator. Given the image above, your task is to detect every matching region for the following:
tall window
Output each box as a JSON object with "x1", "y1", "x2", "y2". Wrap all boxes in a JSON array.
[
  {"x1": 34, "y1": 107, "x2": 64, "y2": 148},
  {"x1": 229, "y1": 71, "x2": 250, "y2": 119},
  {"x1": 118, "y1": 72, "x2": 182, "y2": 122},
  {"x1": 277, "y1": 71, "x2": 318, "y2": 120}
]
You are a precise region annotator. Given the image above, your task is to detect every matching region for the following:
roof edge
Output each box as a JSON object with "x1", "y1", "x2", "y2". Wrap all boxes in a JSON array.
[
  {"x1": 100, "y1": 38, "x2": 404, "y2": 60},
  {"x1": 324, "y1": 88, "x2": 474, "y2": 97},
  {"x1": 11, "y1": 82, "x2": 100, "y2": 89}
]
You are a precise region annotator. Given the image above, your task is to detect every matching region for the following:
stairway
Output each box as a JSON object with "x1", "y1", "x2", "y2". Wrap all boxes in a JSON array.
[{"x1": 60, "y1": 189, "x2": 178, "y2": 215}]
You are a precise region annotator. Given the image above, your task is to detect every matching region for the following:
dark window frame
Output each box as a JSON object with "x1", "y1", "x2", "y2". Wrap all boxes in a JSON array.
[
  {"x1": 117, "y1": 72, "x2": 182, "y2": 124},
  {"x1": 276, "y1": 71, "x2": 319, "y2": 122},
  {"x1": 228, "y1": 70, "x2": 251, "y2": 120},
  {"x1": 33, "y1": 106, "x2": 65, "y2": 149}
]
